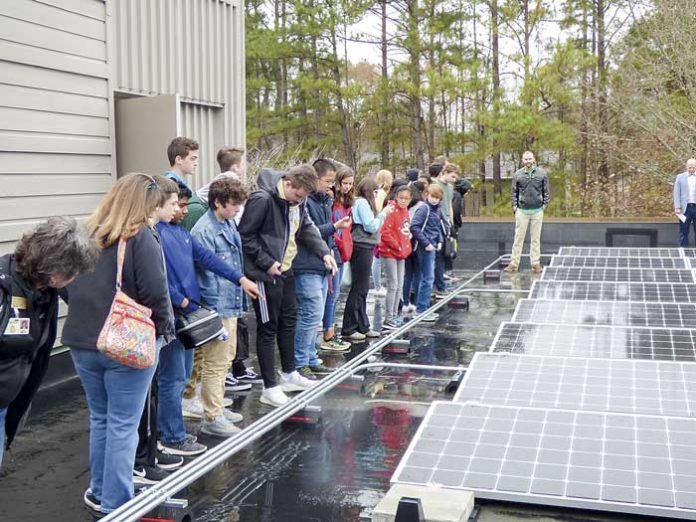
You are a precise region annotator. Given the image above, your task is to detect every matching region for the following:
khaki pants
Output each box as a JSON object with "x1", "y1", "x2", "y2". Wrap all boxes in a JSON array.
[
  {"x1": 196, "y1": 317, "x2": 237, "y2": 420},
  {"x1": 183, "y1": 348, "x2": 203, "y2": 400},
  {"x1": 510, "y1": 209, "x2": 543, "y2": 266}
]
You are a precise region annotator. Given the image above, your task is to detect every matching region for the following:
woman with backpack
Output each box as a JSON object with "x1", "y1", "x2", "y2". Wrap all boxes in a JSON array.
[
  {"x1": 342, "y1": 177, "x2": 393, "y2": 340},
  {"x1": 0, "y1": 218, "x2": 98, "y2": 469},
  {"x1": 379, "y1": 185, "x2": 413, "y2": 330},
  {"x1": 320, "y1": 167, "x2": 355, "y2": 352},
  {"x1": 409, "y1": 184, "x2": 444, "y2": 323}
]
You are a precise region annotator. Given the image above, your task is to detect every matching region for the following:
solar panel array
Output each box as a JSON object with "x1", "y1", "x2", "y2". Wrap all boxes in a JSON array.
[
  {"x1": 392, "y1": 246, "x2": 696, "y2": 520},
  {"x1": 549, "y1": 255, "x2": 690, "y2": 269},
  {"x1": 542, "y1": 267, "x2": 695, "y2": 283},
  {"x1": 530, "y1": 281, "x2": 696, "y2": 303}
]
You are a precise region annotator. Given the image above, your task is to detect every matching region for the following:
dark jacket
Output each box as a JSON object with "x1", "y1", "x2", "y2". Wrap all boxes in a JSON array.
[
  {"x1": 156, "y1": 221, "x2": 243, "y2": 313},
  {"x1": 238, "y1": 169, "x2": 329, "y2": 282},
  {"x1": 0, "y1": 255, "x2": 58, "y2": 447},
  {"x1": 410, "y1": 200, "x2": 443, "y2": 249},
  {"x1": 293, "y1": 191, "x2": 339, "y2": 274},
  {"x1": 511, "y1": 166, "x2": 550, "y2": 211},
  {"x1": 61, "y1": 226, "x2": 175, "y2": 350}
]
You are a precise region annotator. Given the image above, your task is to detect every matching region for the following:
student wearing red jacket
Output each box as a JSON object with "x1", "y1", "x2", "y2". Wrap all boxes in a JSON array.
[{"x1": 379, "y1": 185, "x2": 413, "y2": 330}]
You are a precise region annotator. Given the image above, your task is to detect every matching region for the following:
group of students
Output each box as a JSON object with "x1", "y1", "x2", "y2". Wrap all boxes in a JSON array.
[{"x1": 0, "y1": 136, "x2": 468, "y2": 516}]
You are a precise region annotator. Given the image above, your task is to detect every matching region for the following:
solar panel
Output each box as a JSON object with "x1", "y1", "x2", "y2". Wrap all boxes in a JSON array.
[
  {"x1": 392, "y1": 401, "x2": 696, "y2": 520},
  {"x1": 454, "y1": 352, "x2": 696, "y2": 417},
  {"x1": 550, "y1": 256, "x2": 690, "y2": 269},
  {"x1": 558, "y1": 247, "x2": 696, "y2": 258},
  {"x1": 530, "y1": 281, "x2": 696, "y2": 303},
  {"x1": 541, "y1": 267, "x2": 695, "y2": 283},
  {"x1": 491, "y1": 322, "x2": 696, "y2": 361},
  {"x1": 513, "y1": 299, "x2": 696, "y2": 329}
]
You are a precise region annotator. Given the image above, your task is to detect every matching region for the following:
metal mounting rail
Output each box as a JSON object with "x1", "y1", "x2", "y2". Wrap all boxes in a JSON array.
[{"x1": 101, "y1": 256, "x2": 504, "y2": 521}]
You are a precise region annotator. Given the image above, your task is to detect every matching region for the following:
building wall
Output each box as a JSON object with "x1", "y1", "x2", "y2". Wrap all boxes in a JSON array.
[
  {"x1": 111, "y1": 0, "x2": 245, "y2": 187},
  {"x1": 0, "y1": 0, "x2": 113, "y2": 255}
]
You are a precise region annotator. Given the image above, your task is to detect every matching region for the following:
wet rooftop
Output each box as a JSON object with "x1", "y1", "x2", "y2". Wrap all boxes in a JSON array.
[{"x1": 0, "y1": 243, "x2": 661, "y2": 522}]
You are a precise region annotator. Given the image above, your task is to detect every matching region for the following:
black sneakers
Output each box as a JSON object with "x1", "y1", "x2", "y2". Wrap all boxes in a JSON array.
[
  {"x1": 159, "y1": 438, "x2": 208, "y2": 457},
  {"x1": 156, "y1": 449, "x2": 184, "y2": 470},
  {"x1": 83, "y1": 488, "x2": 101, "y2": 513},
  {"x1": 133, "y1": 465, "x2": 169, "y2": 485}
]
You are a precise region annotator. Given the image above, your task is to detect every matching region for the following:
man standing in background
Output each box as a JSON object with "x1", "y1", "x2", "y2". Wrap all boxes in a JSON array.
[
  {"x1": 673, "y1": 158, "x2": 696, "y2": 247},
  {"x1": 164, "y1": 137, "x2": 199, "y2": 188},
  {"x1": 505, "y1": 151, "x2": 550, "y2": 274}
]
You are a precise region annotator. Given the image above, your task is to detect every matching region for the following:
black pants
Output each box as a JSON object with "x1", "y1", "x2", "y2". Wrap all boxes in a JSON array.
[
  {"x1": 232, "y1": 317, "x2": 250, "y2": 376},
  {"x1": 342, "y1": 245, "x2": 373, "y2": 335},
  {"x1": 136, "y1": 376, "x2": 158, "y2": 467},
  {"x1": 252, "y1": 271, "x2": 297, "y2": 388}
]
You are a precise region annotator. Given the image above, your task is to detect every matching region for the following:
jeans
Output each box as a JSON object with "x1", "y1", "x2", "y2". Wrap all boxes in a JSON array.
[
  {"x1": 679, "y1": 205, "x2": 696, "y2": 247},
  {"x1": 383, "y1": 258, "x2": 404, "y2": 321},
  {"x1": 253, "y1": 271, "x2": 297, "y2": 388},
  {"x1": 342, "y1": 245, "x2": 374, "y2": 335},
  {"x1": 510, "y1": 209, "x2": 544, "y2": 266},
  {"x1": 71, "y1": 347, "x2": 157, "y2": 513},
  {"x1": 157, "y1": 338, "x2": 188, "y2": 444},
  {"x1": 403, "y1": 253, "x2": 419, "y2": 306},
  {"x1": 372, "y1": 254, "x2": 382, "y2": 289},
  {"x1": 415, "y1": 247, "x2": 436, "y2": 314},
  {"x1": 0, "y1": 407, "x2": 6, "y2": 469},
  {"x1": 323, "y1": 264, "x2": 344, "y2": 331},
  {"x1": 294, "y1": 273, "x2": 328, "y2": 368},
  {"x1": 434, "y1": 249, "x2": 446, "y2": 292}
]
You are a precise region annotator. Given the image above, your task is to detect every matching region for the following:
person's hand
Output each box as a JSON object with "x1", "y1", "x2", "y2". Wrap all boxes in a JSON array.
[
  {"x1": 425, "y1": 244, "x2": 435, "y2": 252},
  {"x1": 334, "y1": 215, "x2": 352, "y2": 230},
  {"x1": 266, "y1": 262, "x2": 282, "y2": 276},
  {"x1": 240, "y1": 277, "x2": 261, "y2": 299},
  {"x1": 384, "y1": 204, "x2": 395, "y2": 215},
  {"x1": 180, "y1": 297, "x2": 190, "y2": 309},
  {"x1": 323, "y1": 254, "x2": 338, "y2": 275},
  {"x1": 676, "y1": 208, "x2": 682, "y2": 217}
]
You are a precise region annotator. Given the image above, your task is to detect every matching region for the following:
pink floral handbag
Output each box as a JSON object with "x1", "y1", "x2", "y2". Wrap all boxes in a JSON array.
[{"x1": 97, "y1": 238, "x2": 156, "y2": 369}]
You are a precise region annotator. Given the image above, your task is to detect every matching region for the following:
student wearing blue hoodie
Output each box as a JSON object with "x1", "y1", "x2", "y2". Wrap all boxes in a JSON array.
[
  {"x1": 156, "y1": 183, "x2": 259, "y2": 444},
  {"x1": 409, "y1": 184, "x2": 444, "y2": 322}
]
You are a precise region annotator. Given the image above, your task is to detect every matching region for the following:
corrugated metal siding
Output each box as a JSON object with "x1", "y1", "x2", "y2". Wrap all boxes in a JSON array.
[
  {"x1": 112, "y1": 0, "x2": 245, "y2": 189},
  {"x1": 0, "y1": 0, "x2": 111, "y2": 255}
]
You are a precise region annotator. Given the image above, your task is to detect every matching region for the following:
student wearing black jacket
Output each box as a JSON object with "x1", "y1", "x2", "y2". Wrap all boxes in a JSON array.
[
  {"x1": 238, "y1": 165, "x2": 337, "y2": 407},
  {"x1": 62, "y1": 174, "x2": 178, "y2": 515},
  {"x1": 0, "y1": 218, "x2": 97, "y2": 469}
]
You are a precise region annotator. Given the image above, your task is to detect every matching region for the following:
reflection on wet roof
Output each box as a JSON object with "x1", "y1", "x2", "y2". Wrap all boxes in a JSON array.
[{"x1": 530, "y1": 281, "x2": 696, "y2": 303}]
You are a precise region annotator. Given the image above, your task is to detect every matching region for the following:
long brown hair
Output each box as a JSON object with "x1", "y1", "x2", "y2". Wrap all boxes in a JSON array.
[
  {"x1": 87, "y1": 173, "x2": 176, "y2": 248},
  {"x1": 334, "y1": 167, "x2": 355, "y2": 208},
  {"x1": 356, "y1": 177, "x2": 379, "y2": 214}
]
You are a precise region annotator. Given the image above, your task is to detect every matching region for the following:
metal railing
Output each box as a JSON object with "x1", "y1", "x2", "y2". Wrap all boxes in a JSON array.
[{"x1": 101, "y1": 255, "x2": 505, "y2": 521}]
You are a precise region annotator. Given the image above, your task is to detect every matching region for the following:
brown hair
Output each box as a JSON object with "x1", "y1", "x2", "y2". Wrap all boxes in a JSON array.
[
  {"x1": 427, "y1": 183, "x2": 444, "y2": 199},
  {"x1": 154, "y1": 174, "x2": 180, "y2": 206},
  {"x1": 375, "y1": 169, "x2": 393, "y2": 191},
  {"x1": 87, "y1": 173, "x2": 173, "y2": 248},
  {"x1": 217, "y1": 147, "x2": 245, "y2": 172},
  {"x1": 208, "y1": 178, "x2": 249, "y2": 209},
  {"x1": 167, "y1": 137, "x2": 199, "y2": 166},
  {"x1": 334, "y1": 167, "x2": 355, "y2": 208},
  {"x1": 285, "y1": 164, "x2": 318, "y2": 193},
  {"x1": 356, "y1": 177, "x2": 379, "y2": 214},
  {"x1": 443, "y1": 163, "x2": 461, "y2": 176},
  {"x1": 14, "y1": 217, "x2": 99, "y2": 289}
]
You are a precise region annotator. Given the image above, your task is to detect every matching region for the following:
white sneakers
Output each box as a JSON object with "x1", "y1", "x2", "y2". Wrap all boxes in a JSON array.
[
  {"x1": 222, "y1": 409, "x2": 243, "y2": 423},
  {"x1": 259, "y1": 371, "x2": 318, "y2": 407},
  {"x1": 201, "y1": 415, "x2": 241, "y2": 437},
  {"x1": 182, "y1": 397, "x2": 203, "y2": 420},
  {"x1": 260, "y1": 386, "x2": 290, "y2": 407}
]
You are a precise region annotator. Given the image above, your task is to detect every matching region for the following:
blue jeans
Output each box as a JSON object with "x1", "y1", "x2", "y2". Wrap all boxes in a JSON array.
[
  {"x1": 415, "y1": 247, "x2": 436, "y2": 314},
  {"x1": 71, "y1": 348, "x2": 158, "y2": 513},
  {"x1": 403, "y1": 253, "x2": 419, "y2": 305},
  {"x1": 294, "y1": 273, "x2": 328, "y2": 368},
  {"x1": 323, "y1": 264, "x2": 344, "y2": 331},
  {"x1": 157, "y1": 338, "x2": 189, "y2": 444},
  {"x1": 372, "y1": 255, "x2": 382, "y2": 289},
  {"x1": 0, "y1": 407, "x2": 6, "y2": 469},
  {"x1": 679, "y1": 205, "x2": 696, "y2": 247}
]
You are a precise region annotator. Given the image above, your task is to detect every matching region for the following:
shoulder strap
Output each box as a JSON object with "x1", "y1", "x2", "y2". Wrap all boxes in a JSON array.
[
  {"x1": 420, "y1": 204, "x2": 431, "y2": 234},
  {"x1": 116, "y1": 238, "x2": 127, "y2": 290}
]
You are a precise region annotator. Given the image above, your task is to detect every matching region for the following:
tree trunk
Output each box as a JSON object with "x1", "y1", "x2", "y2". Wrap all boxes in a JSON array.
[
  {"x1": 407, "y1": 0, "x2": 425, "y2": 170},
  {"x1": 490, "y1": 0, "x2": 502, "y2": 198},
  {"x1": 380, "y1": 0, "x2": 390, "y2": 167},
  {"x1": 329, "y1": 28, "x2": 356, "y2": 169}
]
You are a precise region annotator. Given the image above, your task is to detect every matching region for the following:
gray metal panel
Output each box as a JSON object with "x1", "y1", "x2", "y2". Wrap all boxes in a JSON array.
[
  {"x1": 393, "y1": 402, "x2": 696, "y2": 520},
  {"x1": 530, "y1": 281, "x2": 696, "y2": 303},
  {"x1": 558, "y1": 247, "x2": 695, "y2": 258},
  {"x1": 112, "y1": 0, "x2": 245, "y2": 189},
  {"x1": 454, "y1": 353, "x2": 696, "y2": 416},
  {"x1": 513, "y1": 299, "x2": 696, "y2": 329},
  {"x1": 0, "y1": 0, "x2": 111, "y2": 255},
  {"x1": 491, "y1": 322, "x2": 696, "y2": 361}
]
